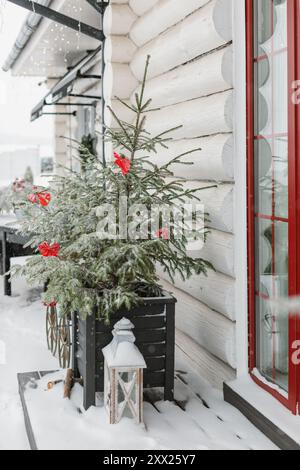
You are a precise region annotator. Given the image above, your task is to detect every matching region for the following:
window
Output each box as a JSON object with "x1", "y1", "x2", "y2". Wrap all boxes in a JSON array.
[{"x1": 247, "y1": 0, "x2": 300, "y2": 414}]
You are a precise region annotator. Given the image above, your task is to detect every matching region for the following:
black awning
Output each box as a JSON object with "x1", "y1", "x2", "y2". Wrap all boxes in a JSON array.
[
  {"x1": 50, "y1": 46, "x2": 102, "y2": 104},
  {"x1": 30, "y1": 47, "x2": 102, "y2": 121},
  {"x1": 31, "y1": 95, "x2": 50, "y2": 122}
]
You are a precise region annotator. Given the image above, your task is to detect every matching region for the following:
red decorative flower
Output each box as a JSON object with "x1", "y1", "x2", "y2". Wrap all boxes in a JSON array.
[
  {"x1": 114, "y1": 152, "x2": 131, "y2": 175},
  {"x1": 28, "y1": 191, "x2": 51, "y2": 207},
  {"x1": 38, "y1": 242, "x2": 61, "y2": 257},
  {"x1": 155, "y1": 228, "x2": 169, "y2": 240}
]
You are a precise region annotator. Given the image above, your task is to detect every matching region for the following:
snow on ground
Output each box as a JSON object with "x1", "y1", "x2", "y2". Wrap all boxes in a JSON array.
[
  {"x1": 0, "y1": 272, "x2": 58, "y2": 450},
  {"x1": 24, "y1": 369, "x2": 277, "y2": 451},
  {"x1": 0, "y1": 271, "x2": 277, "y2": 450}
]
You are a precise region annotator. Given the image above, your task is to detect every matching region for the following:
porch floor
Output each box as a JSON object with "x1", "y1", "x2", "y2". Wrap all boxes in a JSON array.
[{"x1": 0, "y1": 275, "x2": 277, "y2": 450}]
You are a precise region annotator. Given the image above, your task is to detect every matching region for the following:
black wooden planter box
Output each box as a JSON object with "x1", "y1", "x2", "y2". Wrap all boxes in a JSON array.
[{"x1": 72, "y1": 291, "x2": 176, "y2": 410}]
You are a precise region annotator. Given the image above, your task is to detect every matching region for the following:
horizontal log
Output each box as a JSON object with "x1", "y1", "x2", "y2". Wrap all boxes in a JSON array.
[
  {"x1": 104, "y1": 98, "x2": 136, "y2": 128},
  {"x1": 130, "y1": 0, "x2": 210, "y2": 47},
  {"x1": 164, "y1": 179, "x2": 234, "y2": 233},
  {"x1": 188, "y1": 180, "x2": 233, "y2": 233},
  {"x1": 136, "y1": 134, "x2": 234, "y2": 183},
  {"x1": 104, "y1": 36, "x2": 137, "y2": 64},
  {"x1": 103, "y1": 4, "x2": 137, "y2": 36},
  {"x1": 144, "y1": 90, "x2": 233, "y2": 140},
  {"x1": 157, "y1": 265, "x2": 236, "y2": 320},
  {"x1": 103, "y1": 63, "x2": 139, "y2": 101},
  {"x1": 161, "y1": 279, "x2": 236, "y2": 368},
  {"x1": 176, "y1": 330, "x2": 236, "y2": 389},
  {"x1": 129, "y1": 0, "x2": 159, "y2": 16},
  {"x1": 133, "y1": 46, "x2": 233, "y2": 109},
  {"x1": 187, "y1": 228, "x2": 235, "y2": 278},
  {"x1": 130, "y1": 0, "x2": 231, "y2": 81}
]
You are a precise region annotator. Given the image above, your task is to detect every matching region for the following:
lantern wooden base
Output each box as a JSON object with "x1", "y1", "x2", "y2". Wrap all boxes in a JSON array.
[
  {"x1": 72, "y1": 291, "x2": 176, "y2": 410},
  {"x1": 104, "y1": 365, "x2": 144, "y2": 424}
]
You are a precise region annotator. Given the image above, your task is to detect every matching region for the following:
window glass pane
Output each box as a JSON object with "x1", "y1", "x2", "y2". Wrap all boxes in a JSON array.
[
  {"x1": 254, "y1": 137, "x2": 288, "y2": 218},
  {"x1": 255, "y1": 220, "x2": 288, "y2": 294},
  {"x1": 253, "y1": 0, "x2": 289, "y2": 393},
  {"x1": 256, "y1": 296, "x2": 289, "y2": 392},
  {"x1": 258, "y1": 51, "x2": 287, "y2": 136}
]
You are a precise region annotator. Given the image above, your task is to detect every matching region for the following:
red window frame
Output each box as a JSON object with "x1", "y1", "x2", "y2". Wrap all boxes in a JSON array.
[{"x1": 246, "y1": 0, "x2": 300, "y2": 415}]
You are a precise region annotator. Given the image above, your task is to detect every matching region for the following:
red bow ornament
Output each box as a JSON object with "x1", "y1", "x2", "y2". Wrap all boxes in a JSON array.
[
  {"x1": 37, "y1": 192, "x2": 51, "y2": 207},
  {"x1": 155, "y1": 228, "x2": 169, "y2": 240},
  {"x1": 28, "y1": 191, "x2": 51, "y2": 207},
  {"x1": 38, "y1": 242, "x2": 61, "y2": 257},
  {"x1": 114, "y1": 152, "x2": 131, "y2": 175}
]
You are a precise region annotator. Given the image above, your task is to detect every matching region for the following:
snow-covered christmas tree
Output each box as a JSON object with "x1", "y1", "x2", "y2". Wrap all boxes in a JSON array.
[{"x1": 13, "y1": 57, "x2": 214, "y2": 321}]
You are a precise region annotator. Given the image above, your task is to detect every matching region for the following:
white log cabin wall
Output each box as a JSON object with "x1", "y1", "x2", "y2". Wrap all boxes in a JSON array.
[{"x1": 103, "y1": 0, "x2": 236, "y2": 388}]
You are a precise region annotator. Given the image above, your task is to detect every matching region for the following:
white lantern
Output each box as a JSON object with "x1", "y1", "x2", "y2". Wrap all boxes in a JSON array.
[{"x1": 102, "y1": 317, "x2": 146, "y2": 424}]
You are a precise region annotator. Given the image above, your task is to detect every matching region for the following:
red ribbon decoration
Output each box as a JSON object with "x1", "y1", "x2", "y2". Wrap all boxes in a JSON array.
[
  {"x1": 28, "y1": 191, "x2": 51, "y2": 207},
  {"x1": 155, "y1": 228, "x2": 169, "y2": 240},
  {"x1": 37, "y1": 192, "x2": 51, "y2": 207},
  {"x1": 114, "y1": 152, "x2": 131, "y2": 175},
  {"x1": 38, "y1": 242, "x2": 61, "y2": 257}
]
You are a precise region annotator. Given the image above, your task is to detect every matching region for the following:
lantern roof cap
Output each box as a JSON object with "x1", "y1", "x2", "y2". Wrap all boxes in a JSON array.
[
  {"x1": 102, "y1": 317, "x2": 146, "y2": 369},
  {"x1": 114, "y1": 317, "x2": 134, "y2": 331}
]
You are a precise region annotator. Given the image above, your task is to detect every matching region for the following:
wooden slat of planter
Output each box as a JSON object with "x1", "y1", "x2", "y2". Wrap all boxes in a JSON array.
[
  {"x1": 138, "y1": 342, "x2": 166, "y2": 357},
  {"x1": 99, "y1": 333, "x2": 165, "y2": 350},
  {"x1": 144, "y1": 371, "x2": 165, "y2": 387},
  {"x1": 134, "y1": 316, "x2": 166, "y2": 329},
  {"x1": 117, "y1": 303, "x2": 166, "y2": 316},
  {"x1": 135, "y1": 328, "x2": 166, "y2": 343},
  {"x1": 83, "y1": 314, "x2": 96, "y2": 409},
  {"x1": 96, "y1": 315, "x2": 166, "y2": 332},
  {"x1": 95, "y1": 329, "x2": 166, "y2": 347},
  {"x1": 95, "y1": 336, "x2": 167, "y2": 360},
  {"x1": 145, "y1": 356, "x2": 165, "y2": 372}
]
